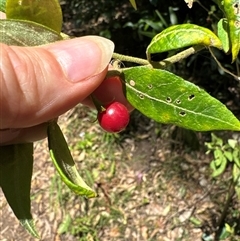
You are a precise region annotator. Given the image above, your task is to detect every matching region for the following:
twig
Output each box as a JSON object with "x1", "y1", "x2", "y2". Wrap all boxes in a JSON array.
[
  {"x1": 209, "y1": 47, "x2": 240, "y2": 82},
  {"x1": 112, "y1": 53, "x2": 149, "y2": 66},
  {"x1": 149, "y1": 45, "x2": 205, "y2": 69},
  {"x1": 214, "y1": 179, "x2": 236, "y2": 240},
  {"x1": 112, "y1": 45, "x2": 205, "y2": 69}
]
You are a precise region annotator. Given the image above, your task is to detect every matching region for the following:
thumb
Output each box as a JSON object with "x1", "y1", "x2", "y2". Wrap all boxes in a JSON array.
[{"x1": 0, "y1": 36, "x2": 114, "y2": 129}]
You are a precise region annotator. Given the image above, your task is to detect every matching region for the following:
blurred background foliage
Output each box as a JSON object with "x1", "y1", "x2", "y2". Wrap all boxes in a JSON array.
[{"x1": 61, "y1": 0, "x2": 223, "y2": 56}]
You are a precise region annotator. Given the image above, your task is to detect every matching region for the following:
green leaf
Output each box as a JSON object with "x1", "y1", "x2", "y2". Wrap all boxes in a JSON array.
[
  {"x1": 214, "y1": 157, "x2": 224, "y2": 166},
  {"x1": 228, "y1": 139, "x2": 238, "y2": 148},
  {"x1": 6, "y1": 0, "x2": 62, "y2": 33},
  {"x1": 233, "y1": 163, "x2": 240, "y2": 182},
  {"x1": 0, "y1": 19, "x2": 62, "y2": 46},
  {"x1": 129, "y1": 0, "x2": 137, "y2": 10},
  {"x1": 0, "y1": 0, "x2": 6, "y2": 12},
  {"x1": 217, "y1": 18, "x2": 231, "y2": 53},
  {"x1": 224, "y1": 223, "x2": 235, "y2": 234},
  {"x1": 146, "y1": 24, "x2": 223, "y2": 55},
  {"x1": 122, "y1": 66, "x2": 240, "y2": 131},
  {"x1": 224, "y1": 150, "x2": 233, "y2": 161},
  {"x1": 211, "y1": 133, "x2": 224, "y2": 146},
  {"x1": 47, "y1": 121, "x2": 96, "y2": 198},
  {"x1": 0, "y1": 144, "x2": 40, "y2": 239},
  {"x1": 214, "y1": 149, "x2": 223, "y2": 160},
  {"x1": 222, "y1": 0, "x2": 240, "y2": 61},
  {"x1": 235, "y1": 185, "x2": 240, "y2": 200},
  {"x1": 57, "y1": 214, "x2": 71, "y2": 234},
  {"x1": 219, "y1": 225, "x2": 232, "y2": 239},
  {"x1": 211, "y1": 155, "x2": 228, "y2": 177},
  {"x1": 189, "y1": 216, "x2": 202, "y2": 226},
  {"x1": 233, "y1": 163, "x2": 240, "y2": 199},
  {"x1": 233, "y1": 148, "x2": 240, "y2": 168},
  {"x1": 19, "y1": 219, "x2": 40, "y2": 239}
]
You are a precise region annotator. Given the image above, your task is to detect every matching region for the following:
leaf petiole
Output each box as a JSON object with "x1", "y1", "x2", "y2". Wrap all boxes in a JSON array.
[
  {"x1": 112, "y1": 52, "x2": 149, "y2": 65},
  {"x1": 112, "y1": 45, "x2": 205, "y2": 70}
]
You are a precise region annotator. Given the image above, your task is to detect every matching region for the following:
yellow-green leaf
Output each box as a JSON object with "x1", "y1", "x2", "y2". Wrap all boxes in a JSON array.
[
  {"x1": 47, "y1": 121, "x2": 96, "y2": 198},
  {"x1": 217, "y1": 18, "x2": 231, "y2": 53},
  {"x1": 0, "y1": 19, "x2": 62, "y2": 46},
  {"x1": 6, "y1": 0, "x2": 62, "y2": 33},
  {"x1": 222, "y1": 0, "x2": 240, "y2": 61},
  {"x1": 129, "y1": 0, "x2": 137, "y2": 10},
  {"x1": 20, "y1": 219, "x2": 40, "y2": 239},
  {"x1": 0, "y1": 0, "x2": 6, "y2": 12},
  {"x1": 147, "y1": 24, "x2": 223, "y2": 56},
  {"x1": 122, "y1": 66, "x2": 240, "y2": 131}
]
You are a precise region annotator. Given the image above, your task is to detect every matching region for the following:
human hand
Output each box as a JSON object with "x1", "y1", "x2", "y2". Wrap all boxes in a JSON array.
[{"x1": 0, "y1": 36, "x2": 116, "y2": 144}]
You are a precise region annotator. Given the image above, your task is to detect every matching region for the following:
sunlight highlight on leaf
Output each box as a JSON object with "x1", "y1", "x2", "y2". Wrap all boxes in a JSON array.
[
  {"x1": 147, "y1": 24, "x2": 222, "y2": 56},
  {"x1": 222, "y1": 0, "x2": 240, "y2": 61},
  {"x1": 122, "y1": 66, "x2": 240, "y2": 131},
  {"x1": 129, "y1": 0, "x2": 137, "y2": 10},
  {"x1": 0, "y1": 19, "x2": 62, "y2": 46},
  {"x1": 6, "y1": 0, "x2": 62, "y2": 33}
]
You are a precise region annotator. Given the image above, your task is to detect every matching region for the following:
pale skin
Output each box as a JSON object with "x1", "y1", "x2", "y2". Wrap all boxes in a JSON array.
[{"x1": 0, "y1": 13, "x2": 132, "y2": 145}]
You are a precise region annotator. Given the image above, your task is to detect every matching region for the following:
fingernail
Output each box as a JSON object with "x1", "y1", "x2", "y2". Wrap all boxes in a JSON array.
[{"x1": 48, "y1": 36, "x2": 114, "y2": 82}]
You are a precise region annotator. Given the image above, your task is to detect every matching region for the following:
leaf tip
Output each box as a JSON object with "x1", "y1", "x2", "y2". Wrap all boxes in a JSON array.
[{"x1": 19, "y1": 219, "x2": 41, "y2": 239}]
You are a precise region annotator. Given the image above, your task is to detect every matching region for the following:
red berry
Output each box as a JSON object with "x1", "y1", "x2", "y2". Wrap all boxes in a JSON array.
[{"x1": 97, "y1": 102, "x2": 130, "y2": 133}]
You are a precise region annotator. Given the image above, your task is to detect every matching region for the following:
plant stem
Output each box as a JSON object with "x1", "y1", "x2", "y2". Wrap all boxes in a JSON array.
[
  {"x1": 112, "y1": 53, "x2": 149, "y2": 65},
  {"x1": 209, "y1": 47, "x2": 240, "y2": 81},
  {"x1": 214, "y1": 178, "x2": 236, "y2": 239},
  {"x1": 149, "y1": 45, "x2": 205, "y2": 68},
  {"x1": 90, "y1": 95, "x2": 104, "y2": 112},
  {"x1": 112, "y1": 45, "x2": 205, "y2": 69}
]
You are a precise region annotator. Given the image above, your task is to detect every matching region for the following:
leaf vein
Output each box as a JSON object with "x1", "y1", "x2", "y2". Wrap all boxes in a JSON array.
[{"x1": 126, "y1": 82, "x2": 236, "y2": 127}]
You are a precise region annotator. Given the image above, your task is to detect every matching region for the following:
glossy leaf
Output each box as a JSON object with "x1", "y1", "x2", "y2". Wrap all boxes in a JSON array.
[
  {"x1": 146, "y1": 24, "x2": 222, "y2": 55},
  {"x1": 129, "y1": 0, "x2": 137, "y2": 10},
  {"x1": 222, "y1": 0, "x2": 240, "y2": 61},
  {"x1": 6, "y1": 0, "x2": 62, "y2": 33},
  {"x1": 122, "y1": 66, "x2": 240, "y2": 131},
  {"x1": 0, "y1": 0, "x2": 6, "y2": 12},
  {"x1": 217, "y1": 18, "x2": 231, "y2": 53},
  {"x1": 0, "y1": 19, "x2": 62, "y2": 46},
  {"x1": 0, "y1": 144, "x2": 40, "y2": 239},
  {"x1": 47, "y1": 121, "x2": 96, "y2": 198}
]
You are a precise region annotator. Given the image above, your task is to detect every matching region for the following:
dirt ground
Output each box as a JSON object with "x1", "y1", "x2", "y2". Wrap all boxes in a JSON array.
[{"x1": 1, "y1": 107, "x2": 240, "y2": 241}]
